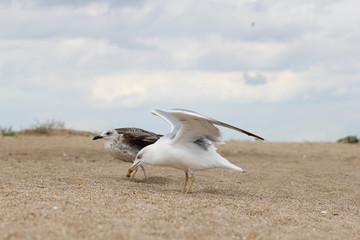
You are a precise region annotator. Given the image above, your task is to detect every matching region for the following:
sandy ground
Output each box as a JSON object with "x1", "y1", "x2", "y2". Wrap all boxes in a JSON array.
[{"x1": 0, "y1": 133, "x2": 359, "y2": 240}]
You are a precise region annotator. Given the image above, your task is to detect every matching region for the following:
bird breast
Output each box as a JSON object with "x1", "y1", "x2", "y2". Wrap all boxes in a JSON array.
[
  {"x1": 146, "y1": 141, "x2": 221, "y2": 172},
  {"x1": 104, "y1": 139, "x2": 137, "y2": 163}
]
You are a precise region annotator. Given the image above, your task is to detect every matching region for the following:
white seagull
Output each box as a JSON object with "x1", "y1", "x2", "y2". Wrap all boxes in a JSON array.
[
  {"x1": 127, "y1": 109, "x2": 265, "y2": 193},
  {"x1": 93, "y1": 128, "x2": 162, "y2": 179}
]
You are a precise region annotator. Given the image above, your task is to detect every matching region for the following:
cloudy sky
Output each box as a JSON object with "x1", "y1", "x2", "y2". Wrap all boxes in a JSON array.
[{"x1": 1, "y1": 0, "x2": 359, "y2": 141}]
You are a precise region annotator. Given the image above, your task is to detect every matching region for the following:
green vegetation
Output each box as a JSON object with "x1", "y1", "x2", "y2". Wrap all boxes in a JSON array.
[
  {"x1": 337, "y1": 136, "x2": 359, "y2": 144},
  {"x1": 0, "y1": 126, "x2": 16, "y2": 136}
]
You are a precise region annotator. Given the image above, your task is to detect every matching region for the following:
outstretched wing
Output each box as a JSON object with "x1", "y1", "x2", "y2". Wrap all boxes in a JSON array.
[
  {"x1": 173, "y1": 109, "x2": 265, "y2": 141},
  {"x1": 152, "y1": 109, "x2": 265, "y2": 144},
  {"x1": 151, "y1": 110, "x2": 181, "y2": 140},
  {"x1": 115, "y1": 128, "x2": 162, "y2": 149}
]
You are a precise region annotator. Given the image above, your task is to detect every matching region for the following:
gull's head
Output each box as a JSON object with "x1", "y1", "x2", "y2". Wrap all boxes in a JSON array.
[
  {"x1": 126, "y1": 147, "x2": 152, "y2": 178},
  {"x1": 93, "y1": 129, "x2": 119, "y2": 141}
]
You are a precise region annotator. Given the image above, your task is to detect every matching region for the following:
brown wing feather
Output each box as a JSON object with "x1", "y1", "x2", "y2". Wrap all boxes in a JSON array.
[{"x1": 115, "y1": 128, "x2": 162, "y2": 149}]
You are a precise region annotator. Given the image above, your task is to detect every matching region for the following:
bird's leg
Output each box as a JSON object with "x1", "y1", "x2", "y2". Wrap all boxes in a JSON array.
[
  {"x1": 185, "y1": 173, "x2": 195, "y2": 194},
  {"x1": 140, "y1": 165, "x2": 148, "y2": 181},
  {"x1": 182, "y1": 172, "x2": 189, "y2": 193}
]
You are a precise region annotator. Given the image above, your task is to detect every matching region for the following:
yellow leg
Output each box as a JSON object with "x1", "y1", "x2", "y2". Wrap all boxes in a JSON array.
[
  {"x1": 185, "y1": 174, "x2": 195, "y2": 194},
  {"x1": 182, "y1": 172, "x2": 189, "y2": 193},
  {"x1": 140, "y1": 165, "x2": 148, "y2": 181}
]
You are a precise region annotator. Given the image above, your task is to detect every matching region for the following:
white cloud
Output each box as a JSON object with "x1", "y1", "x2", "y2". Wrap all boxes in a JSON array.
[
  {"x1": 56, "y1": 38, "x2": 120, "y2": 64},
  {"x1": 91, "y1": 70, "x2": 313, "y2": 108},
  {"x1": 136, "y1": 34, "x2": 293, "y2": 71},
  {"x1": 74, "y1": 2, "x2": 109, "y2": 17}
]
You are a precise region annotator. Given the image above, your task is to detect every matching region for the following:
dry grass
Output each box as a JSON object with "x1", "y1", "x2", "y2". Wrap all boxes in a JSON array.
[
  {"x1": 0, "y1": 135, "x2": 359, "y2": 240},
  {"x1": 17, "y1": 119, "x2": 94, "y2": 137},
  {"x1": 18, "y1": 129, "x2": 95, "y2": 137}
]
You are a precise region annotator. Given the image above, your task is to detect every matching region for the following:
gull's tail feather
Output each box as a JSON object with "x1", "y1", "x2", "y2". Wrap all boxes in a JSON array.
[
  {"x1": 219, "y1": 157, "x2": 244, "y2": 172},
  {"x1": 226, "y1": 163, "x2": 244, "y2": 172}
]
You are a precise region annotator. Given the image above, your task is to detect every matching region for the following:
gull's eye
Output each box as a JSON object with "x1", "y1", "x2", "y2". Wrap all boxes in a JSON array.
[
  {"x1": 137, "y1": 153, "x2": 143, "y2": 159},
  {"x1": 106, "y1": 132, "x2": 111, "y2": 136}
]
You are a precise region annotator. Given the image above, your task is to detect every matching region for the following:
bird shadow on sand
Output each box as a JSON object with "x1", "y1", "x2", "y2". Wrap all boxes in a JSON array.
[
  {"x1": 195, "y1": 187, "x2": 248, "y2": 197},
  {"x1": 117, "y1": 176, "x2": 173, "y2": 185}
]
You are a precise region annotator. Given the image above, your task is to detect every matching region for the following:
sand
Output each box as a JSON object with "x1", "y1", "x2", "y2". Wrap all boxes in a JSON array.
[{"x1": 0, "y1": 133, "x2": 359, "y2": 240}]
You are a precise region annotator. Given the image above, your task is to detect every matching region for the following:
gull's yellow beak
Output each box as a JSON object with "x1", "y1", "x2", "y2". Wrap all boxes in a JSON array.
[{"x1": 126, "y1": 162, "x2": 141, "y2": 178}]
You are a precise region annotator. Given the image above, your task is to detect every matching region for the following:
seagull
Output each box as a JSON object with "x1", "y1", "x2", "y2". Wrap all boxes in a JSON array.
[
  {"x1": 126, "y1": 109, "x2": 265, "y2": 193},
  {"x1": 93, "y1": 128, "x2": 162, "y2": 179}
]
